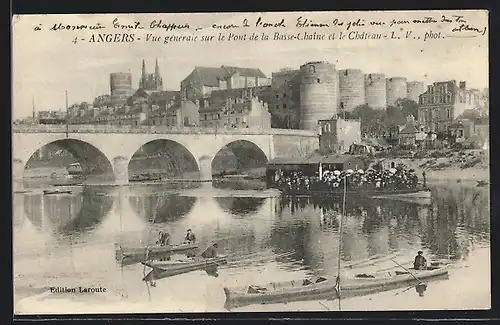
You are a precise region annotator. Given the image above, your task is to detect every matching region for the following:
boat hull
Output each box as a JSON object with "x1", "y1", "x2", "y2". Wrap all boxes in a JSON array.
[
  {"x1": 223, "y1": 266, "x2": 449, "y2": 310},
  {"x1": 279, "y1": 187, "x2": 431, "y2": 200},
  {"x1": 369, "y1": 189, "x2": 431, "y2": 199},
  {"x1": 142, "y1": 256, "x2": 227, "y2": 279},
  {"x1": 43, "y1": 190, "x2": 72, "y2": 195},
  {"x1": 118, "y1": 243, "x2": 198, "y2": 259}
]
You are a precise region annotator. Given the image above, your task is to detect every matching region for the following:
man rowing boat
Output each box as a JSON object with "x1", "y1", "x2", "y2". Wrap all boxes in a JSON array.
[
  {"x1": 157, "y1": 231, "x2": 170, "y2": 247},
  {"x1": 201, "y1": 243, "x2": 218, "y2": 258},
  {"x1": 413, "y1": 251, "x2": 427, "y2": 270}
]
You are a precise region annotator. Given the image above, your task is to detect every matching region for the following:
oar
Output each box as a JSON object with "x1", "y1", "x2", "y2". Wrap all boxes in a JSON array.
[
  {"x1": 390, "y1": 258, "x2": 423, "y2": 284},
  {"x1": 394, "y1": 285, "x2": 416, "y2": 296}
]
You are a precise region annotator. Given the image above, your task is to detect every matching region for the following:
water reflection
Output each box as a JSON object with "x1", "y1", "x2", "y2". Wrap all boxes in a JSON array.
[
  {"x1": 14, "y1": 183, "x2": 490, "y2": 309},
  {"x1": 216, "y1": 197, "x2": 266, "y2": 217},
  {"x1": 21, "y1": 187, "x2": 113, "y2": 236},
  {"x1": 272, "y1": 185, "x2": 490, "y2": 277},
  {"x1": 128, "y1": 194, "x2": 196, "y2": 223}
]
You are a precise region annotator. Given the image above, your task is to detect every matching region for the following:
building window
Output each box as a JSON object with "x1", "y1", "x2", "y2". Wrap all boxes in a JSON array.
[
  {"x1": 217, "y1": 113, "x2": 220, "y2": 119},
  {"x1": 317, "y1": 79, "x2": 321, "y2": 83},
  {"x1": 184, "y1": 117, "x2": 189, "y2": 126},
  {"x1": 309, "y1": 65, "x2": 316, "y2": 73},
  {"x1": 135, "y1": 121, "x2": 138, "y2": 126},
  {"x1": 276, "y1": 94, "x2": 279, "y2": 98},
  {"x1": 447, "y1": 109, "x2": 450, "y2": 119},
  {"x1": 236, "y1": 117, "x2": 240, "y2": 124},
  {"x1": 276, "y1": 104, "x2": 279, "y2": 109},
  {"x1": 204, "y1": 114, "x2": 207, "y2": 120},
  {"x1": 152, "y1": 119, "x2": 155, "y2": 125},
  {"x1": 283, "y1": 104, "x2": 287, "y2": 109}
]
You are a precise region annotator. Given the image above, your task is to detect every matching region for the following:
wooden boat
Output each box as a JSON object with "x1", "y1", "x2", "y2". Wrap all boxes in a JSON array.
[
  {"x1": 368, "y1": 187, "x2": 431, "y2": 200},
  {"x1": 130, "y1": 175, "x2": 162, "y2": 182},
  {"x1": 52, "y1": 182, "x2": 83, "y2": 187},
  {"x1": 223, "y1": 265, "x2": 449, "y2": 309},
  {"x1": 142, "y1": 256, "x2": 227, "y2": 279},
  {"x1": 279, "y1": 186, "x2": 431, "y2": 199},
  {"x1": 477, "y1": 180, "x2": 489, "y2": 187},
  {"x1": 118, "y1": 243, "x2": 198, "y2": 259},
  {"x1": 43, "y1": 189, "x2": 72, "y2": 195}
]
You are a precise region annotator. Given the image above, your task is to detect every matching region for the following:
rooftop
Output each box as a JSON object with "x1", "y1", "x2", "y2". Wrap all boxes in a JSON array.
[{"x1": 191, "y1": 66, "x2": 268, "y2": 87}]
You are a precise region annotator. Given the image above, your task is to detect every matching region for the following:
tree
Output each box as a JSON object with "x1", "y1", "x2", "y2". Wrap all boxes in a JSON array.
[
  {"x1": 396, "y1": 98, "x2": 419, "y2": 119},
  {"x1": 458, "y1": 109, "x2": 481, "y2": 121},
  {"x1": 385, "y1": 105, "x2": 406, "y2": 127},
  {"x1": 349, "y1": 104, "x2": 388, "y2": 137}
]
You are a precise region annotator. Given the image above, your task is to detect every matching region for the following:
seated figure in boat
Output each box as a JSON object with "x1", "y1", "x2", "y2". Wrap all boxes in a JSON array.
[
  {"x1": 413, "y1": 251, "x2": 427, "y2": 270},
  {"x1": 157, "y1": 231, "x2": 170, "y2": 247},
  {"x1": 201, "y1": 243, "x2": 218, "y2": 258},
  {"x1": 185, "y1": 229, "x2": 196, "y2": 243}
]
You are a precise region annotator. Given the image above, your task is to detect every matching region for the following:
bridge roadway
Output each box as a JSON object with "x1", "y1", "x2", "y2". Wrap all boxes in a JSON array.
[{"x1": 12, "y1": 125, "x2": 319, "y2": 190}]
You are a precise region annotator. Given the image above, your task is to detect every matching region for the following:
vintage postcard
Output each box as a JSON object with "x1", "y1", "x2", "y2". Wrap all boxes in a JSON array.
[{"x1": 12, "y1": 10, "x2": 490, "y2": 315}]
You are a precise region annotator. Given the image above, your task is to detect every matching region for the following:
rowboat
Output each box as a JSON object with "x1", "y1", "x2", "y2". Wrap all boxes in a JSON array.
[
  {"x1": 368, "y1": 187, "x2": 432, "y2": 201},
  {"x1": 130, "y1": 175, "x2": 162, "y2": 182},
  {"x1": 43, "y1": 189, "x2": 72, "y2": 195},
  {"x1": 117, "y1": 243, "x2": 198, "y2": 259},
  {"x1": 223, "y1": 265, "x2": 449, "y2": 310},
  {"x1": 142, "y1": 256, "x2": 227, "y2": 280}
]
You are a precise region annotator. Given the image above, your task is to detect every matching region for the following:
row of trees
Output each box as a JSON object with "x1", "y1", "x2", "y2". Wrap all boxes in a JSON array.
[
  {"x1": 270, "y1": 98, "x2": 420, "y2": 134},
  {"x1": 340, "y1": 98, "x2": 420, "y2": 137}
]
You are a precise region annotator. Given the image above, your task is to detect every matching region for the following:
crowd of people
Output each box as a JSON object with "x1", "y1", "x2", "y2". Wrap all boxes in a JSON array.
[{"x1": 275, "y1": 165, "x2": 425, "y2": 193}]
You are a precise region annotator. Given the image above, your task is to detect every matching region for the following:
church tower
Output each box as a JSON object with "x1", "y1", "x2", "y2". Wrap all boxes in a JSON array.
[
  {"x1": 154, "y1": 58, "x2": 163, "y2": 91},
  {"x1": 140, "y1": 59, "x2": 147, "y2": 89}
]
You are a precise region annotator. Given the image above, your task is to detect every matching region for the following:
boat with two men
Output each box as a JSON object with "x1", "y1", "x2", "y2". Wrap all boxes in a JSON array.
[{"x1": 116, "y1": 242, "x2": 199, "y2": 260}]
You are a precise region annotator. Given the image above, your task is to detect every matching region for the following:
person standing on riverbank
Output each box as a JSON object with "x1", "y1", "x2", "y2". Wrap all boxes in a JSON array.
[{"x1": 422, "y1": 171, "x2": 427, "y2": 187}]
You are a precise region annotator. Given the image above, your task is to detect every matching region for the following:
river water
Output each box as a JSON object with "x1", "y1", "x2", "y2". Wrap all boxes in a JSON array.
[{"x1": 13, "y1": 181, "x2": 491, "y2": 314}]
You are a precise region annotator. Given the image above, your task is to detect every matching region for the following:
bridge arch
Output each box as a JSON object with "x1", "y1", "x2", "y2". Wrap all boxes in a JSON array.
[
  {"x1": 19, "y1": 139, "x2": 115, "y2": 186},
  {"x1": 211, "y1": 139, "x2": 269, "y2": 178},
  {"x1": 127, "y1": 139, "x2": 199, "y2": 181}
]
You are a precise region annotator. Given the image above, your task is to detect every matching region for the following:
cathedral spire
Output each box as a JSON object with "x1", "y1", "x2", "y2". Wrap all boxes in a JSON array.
[
  {"x1": 155, "y1": 58, "x2": 160, "y2": 77},
  {"x1": 140, "y1": 59, "x2": 147, "y2": 89},
  {"x1": 154, "y1": 57, "x2": 163, "y2": 90}
]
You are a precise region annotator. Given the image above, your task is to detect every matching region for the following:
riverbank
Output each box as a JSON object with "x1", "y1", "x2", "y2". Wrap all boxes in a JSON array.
[{"x1": 375, "y1": 158, "x2": 489, "y2": 183}]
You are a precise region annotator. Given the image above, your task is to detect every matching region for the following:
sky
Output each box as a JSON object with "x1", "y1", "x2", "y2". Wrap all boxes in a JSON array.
[{"x1": 12, "y1": 10, "x2": 488, "y2": 119}]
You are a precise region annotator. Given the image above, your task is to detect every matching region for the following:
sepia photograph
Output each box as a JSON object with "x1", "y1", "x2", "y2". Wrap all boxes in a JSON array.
[{"x1": 12, "y1": 10, "x2": 489, "y2": 314}]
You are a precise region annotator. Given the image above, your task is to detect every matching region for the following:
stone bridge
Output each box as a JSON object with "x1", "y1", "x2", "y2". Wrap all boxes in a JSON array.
[{"x1": 12, "y1": 125, "x2": 318, "y2": 190}]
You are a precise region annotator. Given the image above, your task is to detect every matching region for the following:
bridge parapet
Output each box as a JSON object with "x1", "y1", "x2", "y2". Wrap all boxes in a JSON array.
[{"x1": 12, "y1": 124, "x2": 318, "y2": 137}]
